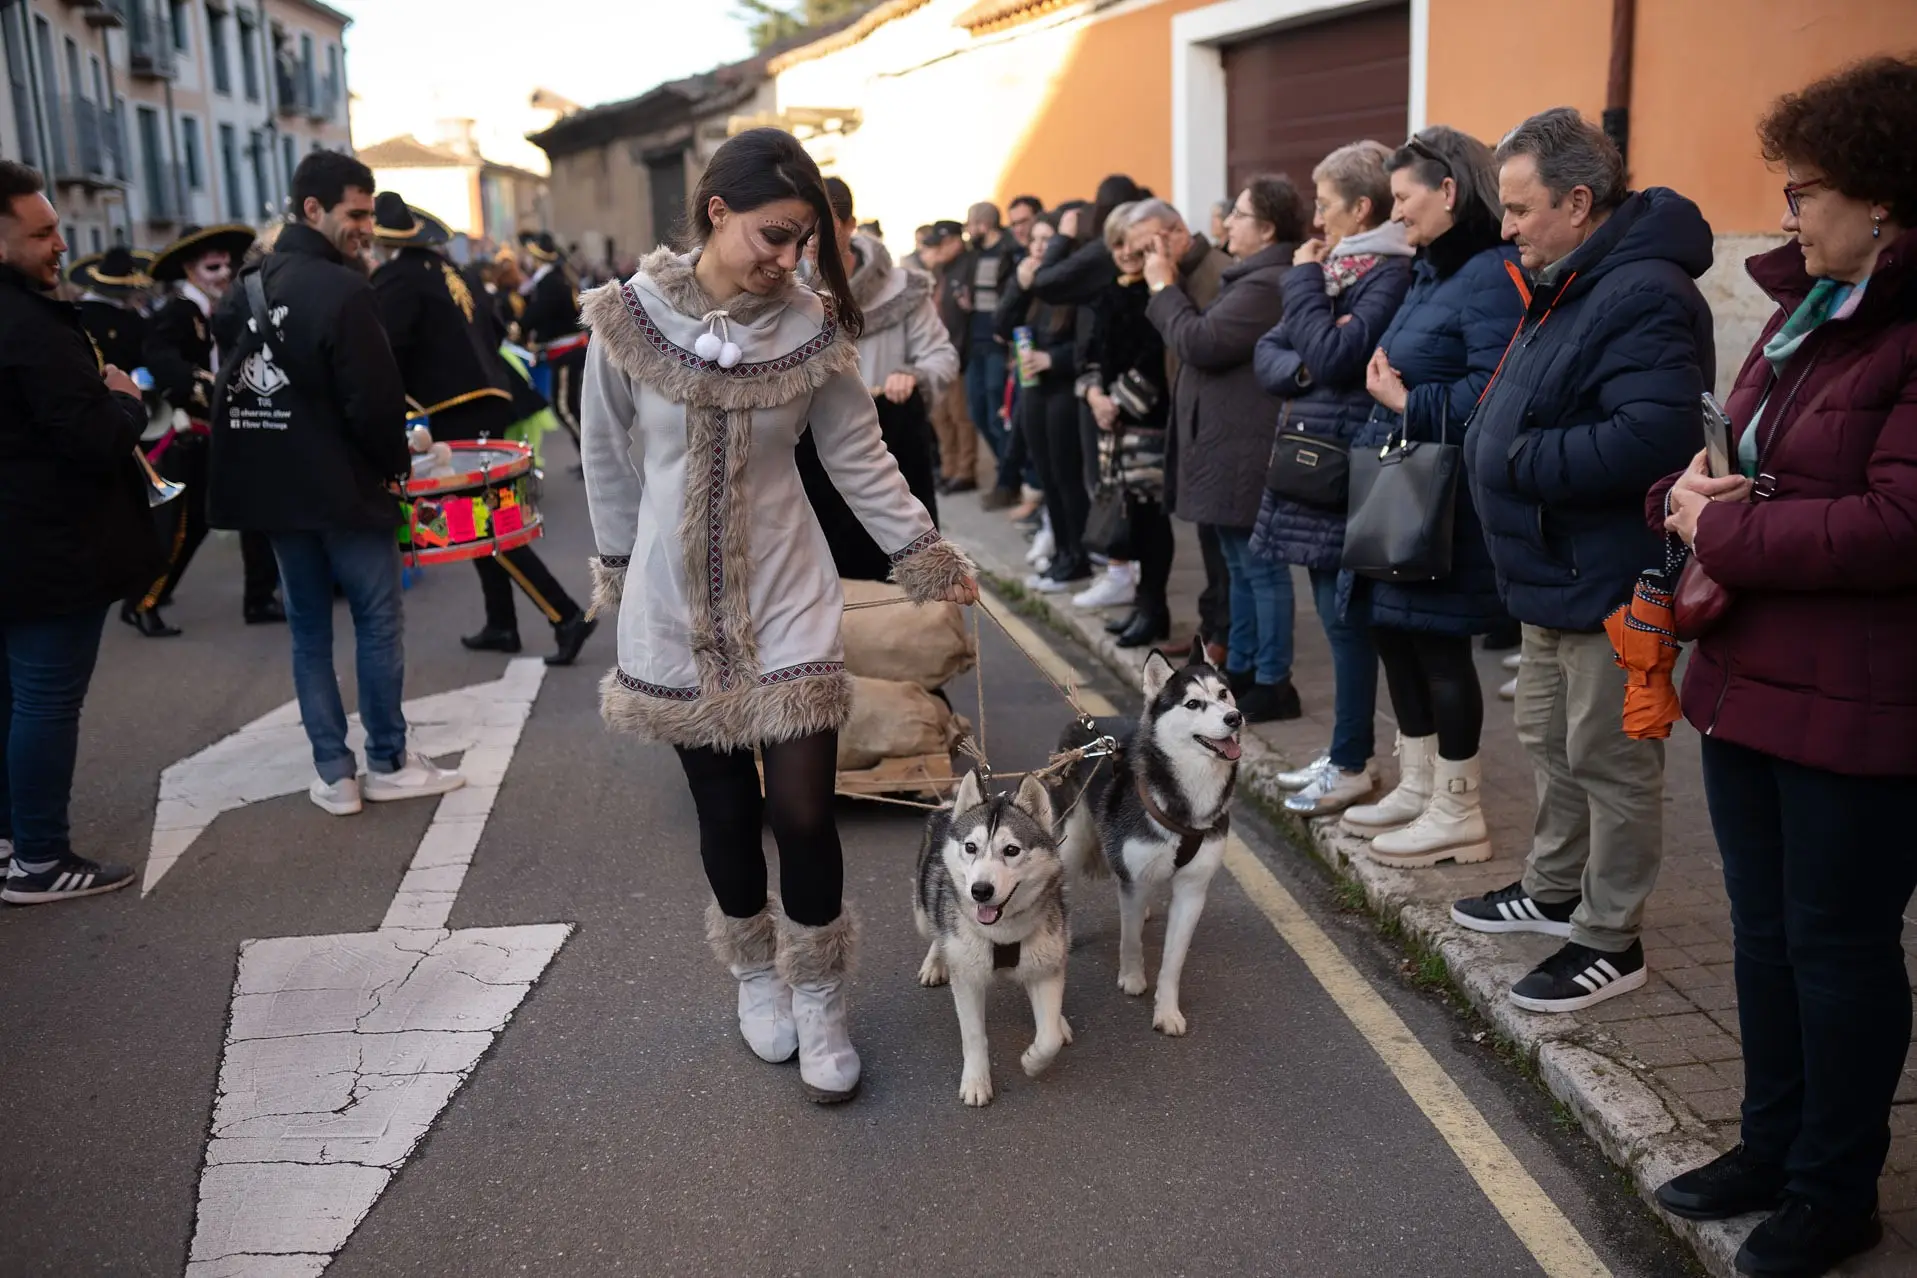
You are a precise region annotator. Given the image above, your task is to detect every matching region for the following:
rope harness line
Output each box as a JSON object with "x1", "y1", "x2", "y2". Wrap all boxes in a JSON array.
[{"x1": 826, "y1": 593, "x2": 1121, "y2": 821}]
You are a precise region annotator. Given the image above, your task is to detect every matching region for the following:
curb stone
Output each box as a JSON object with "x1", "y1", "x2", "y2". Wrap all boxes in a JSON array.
[{"x1": 970, "y1": 559, "x2": 1747, "y2": 1277}]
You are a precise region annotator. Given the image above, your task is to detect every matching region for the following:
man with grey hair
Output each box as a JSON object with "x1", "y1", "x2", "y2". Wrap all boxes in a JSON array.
[
  {"x1": 1125, "y1": 198, "x2": 1235, "y2": 662},
  {"x1": 1452, "y1": 106, "x2": 1715, "y2": 1014}
]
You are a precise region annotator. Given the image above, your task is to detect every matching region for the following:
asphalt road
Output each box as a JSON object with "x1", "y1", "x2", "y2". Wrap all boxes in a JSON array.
[{"x1": 1, "y1": 463, "x2": 1698, "y2": 1277}]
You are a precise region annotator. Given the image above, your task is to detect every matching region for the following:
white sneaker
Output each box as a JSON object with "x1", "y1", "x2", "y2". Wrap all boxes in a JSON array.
[
  {"x1": 1026, "y1": 522, "x2": 1055, "y2": 567},
  {"x1": 1499, "y1": 676, "x2": 1518, "y2": 701},
  {"x1": 1285, "y1": 762, "x2": 1378, "y2": 816},
  {"x1": 1026, "y1": 572, "x2": 1075, "y2": 594},
  {"x1": 1502, "y1": 652, "x2": 1523, "y2": 671},
  {"x1": 309, "y1": 775, "x2": 363, "y2": 816},
  {"x1": 1276, "y1": 752, "x2": 1331, "y2": 791},
  {"x1": 1072, "y1": 565, "x2": 1136, "y2": 609},
  {"x1": 362, "y1": 753, "x2": 466, "y2": 804}
]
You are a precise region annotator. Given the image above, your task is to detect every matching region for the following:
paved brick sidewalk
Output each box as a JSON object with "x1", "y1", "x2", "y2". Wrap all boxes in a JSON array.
[{"x1": 943, "y1": 497, "x2": 1916, "y2": 1276}]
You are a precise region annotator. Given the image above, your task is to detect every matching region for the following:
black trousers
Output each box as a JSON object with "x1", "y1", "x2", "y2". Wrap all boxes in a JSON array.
[
  {"x1": 132, "y1": 439, "x2": 208, "y2": 611},
  {"x1": 548, "y1": 346, "x2": 587, "y2": 449},
  {"x1": 1196, "y1": 522, "x2": 1231, "y2": 647},
  {"x1": 1131, "y1": 498, "x2": 1174, "y2": 614},
  {"x1": 796, "y1": 392, "x2": 940, "y2": 582},
  {"x1": 1702, "y1": 736, "x2": 1917, "y2": 1212},
  {"x1": 473, "y1": 546, "x2": 578, "y2": 632},
  {"x1": 240, "y1": 531, "x2": 280, "y2": 610},
  {"x1": 675, "y1": 731, "x2": 844, "y2": 927},
  {"x1": 1020, "y1": 384, "x2": 1088, "y2": 572},
  {"x1": 1372, "y1": 626, "x2": 1483, "y2": 761}
]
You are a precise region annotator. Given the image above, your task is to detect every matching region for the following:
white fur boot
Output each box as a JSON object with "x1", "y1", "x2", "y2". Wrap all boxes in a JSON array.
[
  {"x1": 1341, "y1": 733, "x2": 1436, "y2": 834},
  {"x1": 706, "y1": 900, "x2": 796, "y2": 1064},
  {"x1": 777, "y1": 908, "x2": 861, "y2": 1103},
  {"x1": 1365, "y1": 755, "x2": 1492, "y2": 867}
]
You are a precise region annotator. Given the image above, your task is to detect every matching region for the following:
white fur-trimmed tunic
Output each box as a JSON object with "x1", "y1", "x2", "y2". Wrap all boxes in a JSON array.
[{"x1": 579, "y1": 248, "x2": 972, "y2": 751}]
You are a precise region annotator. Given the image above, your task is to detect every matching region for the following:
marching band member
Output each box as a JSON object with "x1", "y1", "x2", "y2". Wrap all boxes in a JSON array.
[
  {"x1": 370, "y1": 195, "x2": 596, "y2": 666},
  {"x1": 67, "y1": 247, "x2": 150, "y2": 373},
  {"x1": 518, "y1": 231, "x2": 587, "y2": 449},
  {"x1": 128, "y1": 223, "x2": 283, "y2": 637}
]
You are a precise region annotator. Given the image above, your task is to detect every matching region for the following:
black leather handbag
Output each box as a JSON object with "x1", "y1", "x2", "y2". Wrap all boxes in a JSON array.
[
  {"x1": 1341, "y1": 417, "x2": 1461, "y2": 582},
  {"x1": 1264, "y1": 406, "x2": 1350, "y2": 511},
  {"x1": 1082, "y1": 429, "x2": 1135, "y2": 559}
]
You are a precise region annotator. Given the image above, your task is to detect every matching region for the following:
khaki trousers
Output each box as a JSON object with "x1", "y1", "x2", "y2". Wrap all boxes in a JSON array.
[
  {"x1": 929, "y1": 381, "x2": 976, "y2": 484},
  {"x1": 1516, "y1": 625, "x2": 1666, "y2": 952}
]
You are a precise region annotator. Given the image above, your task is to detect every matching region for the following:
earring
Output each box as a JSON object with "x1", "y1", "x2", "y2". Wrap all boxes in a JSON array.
[
  {"x1": 1873, "y1": 214, "x2": 1882, "y2": 239},
  {"x1": 1446, "y1": 202, "x2": 1454, "y2": 212}
]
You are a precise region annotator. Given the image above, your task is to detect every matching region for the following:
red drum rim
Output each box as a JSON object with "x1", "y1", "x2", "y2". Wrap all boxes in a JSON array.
[
  {"x1": 403, "y1": 439, "x2": 535, "y2": 495},
  {"x1": 405, "y1": 514, "x2": 545, "y2": 564},
  {"x1": 540, "y1": 332, "x2": 590, "y2": 359}
]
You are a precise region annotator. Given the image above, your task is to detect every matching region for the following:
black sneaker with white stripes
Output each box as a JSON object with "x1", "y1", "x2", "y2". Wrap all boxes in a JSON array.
[
  {"x1": 2, "y1": 853, "x2": 135, "y2": 906},
  {"x1": 1450, "y1": 880, "x2": 1578, "y2": 937},
  {"x1": 1509, "y1": 940, "x2": 1647, "y2": 1013}
]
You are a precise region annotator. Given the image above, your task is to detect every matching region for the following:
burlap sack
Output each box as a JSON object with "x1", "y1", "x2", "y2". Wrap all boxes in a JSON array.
[
  {"x1": 841, "y1": 579, "x2": 975, "y2": 691},
  {"x1": 838, "y1": 676, "x2": 963, "y2": 771}
]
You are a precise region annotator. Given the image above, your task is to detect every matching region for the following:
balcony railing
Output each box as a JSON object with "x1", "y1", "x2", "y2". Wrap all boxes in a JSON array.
[
  {"x1": 82, "y1": 0, "x2": 126, "y2": 29},
  {"x1": 313, "y1": 74, "x2": 339, "y2": 122},
  {"x1": 275, "y1": 65, "x2": 313, "y2": 117},
  {"x1": 127, "y1": 2, "x2": 176, "y2": 79},
  {"x1": 142, "y1": 161, "x2": 191, "y2": 224},
  {"x1": 51, "y1": 96, "x2": 127, "y2": 188}
]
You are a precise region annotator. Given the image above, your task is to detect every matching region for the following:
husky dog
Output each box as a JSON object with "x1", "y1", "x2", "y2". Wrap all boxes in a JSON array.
[
  {"x1": 1052, "y1": 644, "x2": 1242, "y2": 1036},
  {"x1": 915, "y1": 770, "x2": 1072, "y2": 1107}
]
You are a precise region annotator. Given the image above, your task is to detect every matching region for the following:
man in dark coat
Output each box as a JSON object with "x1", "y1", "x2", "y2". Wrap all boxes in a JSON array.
[
  {"x1": 1454, "y1": 108, "x2": 1715, "y2": 1015},
  {"x1": 130, "y1": 221, "x2": 283, "y2": 636},
  {"x1": 518, "y1": 231, "x2": 586, "y2": 449},
  {"x1": 69, "y1": 247, "x2": 150, "y2": 372},
  {"x1": 370, "y1": 194, "x2": 595, "y2": 666},
  {"x1": 207, "y1": 151, "x2": 466, "y2": 817},
  {"x1": 0, "y1": 160, "x2": 157, "y2": 904}
]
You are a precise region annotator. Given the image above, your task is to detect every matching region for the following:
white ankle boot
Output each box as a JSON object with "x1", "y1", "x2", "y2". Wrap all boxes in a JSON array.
[
  {"x1": 1341, "y1": 734, "x2": 1435, "y2": 834},
  {"x1": 777, "y1": 910, "x2": 861, "y2": 1103},
  {"x1": 1365, "y1": 755, "x2": 1492, "y2": 867},
  {"x1": 706, "y1": 901, "x2": 796, "y2": 1063}
]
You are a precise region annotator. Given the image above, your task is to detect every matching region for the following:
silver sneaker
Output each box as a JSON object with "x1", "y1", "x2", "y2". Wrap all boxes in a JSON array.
[
  {"x1": 362, "y1": 753, "x2": 466, "y2": 804},
  {"x1": 1275, "y1": 752, "x2": 1331, "y2": 791},
  {"x1": 1285, "y1": 763, "x2": 1378, "y2": 816}
]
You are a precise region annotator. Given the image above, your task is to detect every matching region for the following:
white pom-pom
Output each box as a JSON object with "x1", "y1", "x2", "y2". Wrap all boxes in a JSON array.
[
  {"x1": 717, "y1": 341, "x2": 743, "y2": 369},
  {"x1": 693, "y1": 331, "x2": 722, "y2": 361}
]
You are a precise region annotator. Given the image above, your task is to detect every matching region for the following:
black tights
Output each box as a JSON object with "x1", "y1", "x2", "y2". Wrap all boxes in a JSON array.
[
  {"x1": 1371, "y1": 627, "x2": 1483, "y2": 761},
  {"x1": 675, "y1": 731, "x2": 843, "y2": 926}
]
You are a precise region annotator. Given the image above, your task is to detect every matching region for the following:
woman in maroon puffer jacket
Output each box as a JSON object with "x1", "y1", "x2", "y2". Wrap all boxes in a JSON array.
[{"x1": 1646, "y1": 57, "x2": 1917, "y2": 1278}]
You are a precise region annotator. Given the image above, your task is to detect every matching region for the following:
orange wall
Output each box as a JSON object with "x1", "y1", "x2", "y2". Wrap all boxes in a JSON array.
[
  {"x1": 1429, "y1": 0, "x2": 1915, "y2": 235},
  {"x1": 993, "y1": 0, "x2": 1220, "y2": 208}
]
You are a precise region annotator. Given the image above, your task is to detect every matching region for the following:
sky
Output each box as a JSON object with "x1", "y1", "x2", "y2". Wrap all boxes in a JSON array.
[{"x1": 337, "y1": 0, "x2": 756, "y2": 174}]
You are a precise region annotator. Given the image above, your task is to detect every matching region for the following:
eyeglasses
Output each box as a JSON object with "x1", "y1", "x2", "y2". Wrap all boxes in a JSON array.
[
  {"x1": 1783, "y1": 178, "x2": 1825, "y2": 218},
  {"x1": 1404, "y1": 133, "x2": 1454, "y2": 178}
]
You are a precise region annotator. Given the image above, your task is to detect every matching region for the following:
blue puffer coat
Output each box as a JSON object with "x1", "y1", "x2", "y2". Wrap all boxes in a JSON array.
[
  {"x1": 1466, "y1": 188, "x2": 1715, "y2": 632},
  {"x1": 1248, "y1": 254, "x2": 1414, "y2": 570},
  {"x1": 1341, "y1": 232, "x2": 1526, "y2": 635}
]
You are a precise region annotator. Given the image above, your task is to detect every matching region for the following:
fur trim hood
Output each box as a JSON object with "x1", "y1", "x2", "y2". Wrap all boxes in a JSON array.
[
  {"x1": 580, "y1": 246, "x2": 858, "y2": 411},
  {"x1": 848, "y1": 233, "x2": 934, "y2": 334}
]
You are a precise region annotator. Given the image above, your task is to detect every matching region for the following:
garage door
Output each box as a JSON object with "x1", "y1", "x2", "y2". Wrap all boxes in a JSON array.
[{"x1": 1222, "y1": 3, "x2": 1410, "y2": 197}]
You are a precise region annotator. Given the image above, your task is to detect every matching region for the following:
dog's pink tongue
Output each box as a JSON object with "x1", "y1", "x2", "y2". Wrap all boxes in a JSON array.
[
  {"x1": 977, "y1": 903, "x2": 1001, "y2": 925},
  {"x1": 1219, "y1": 737, "x2": 1243, "y2": 761}
]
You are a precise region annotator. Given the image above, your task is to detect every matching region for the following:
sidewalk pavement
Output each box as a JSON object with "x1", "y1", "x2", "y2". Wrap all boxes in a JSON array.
[{"x1": 942, "y1": 497, "x2": 1916, "y2": 1277}]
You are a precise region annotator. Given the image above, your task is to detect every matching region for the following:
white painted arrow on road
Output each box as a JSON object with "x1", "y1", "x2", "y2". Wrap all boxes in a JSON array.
[{"x1": 176, "y1": 657, "x2": 574, "y2": 1276}]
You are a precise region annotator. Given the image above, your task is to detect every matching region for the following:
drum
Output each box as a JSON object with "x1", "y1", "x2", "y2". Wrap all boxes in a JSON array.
[{"x1": 399, "y1": 439, "x2": 543, "y2": 565}]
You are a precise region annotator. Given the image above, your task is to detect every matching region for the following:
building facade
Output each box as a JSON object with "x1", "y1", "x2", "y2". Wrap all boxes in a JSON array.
[
  {"x1": 0, "y1": 0, "x2": 350, "y2": 256},
  {"x1": 767, "y1": 0, "x2": 1912, "y2": 390},
  {"x1": 362, "y1": 126, "x2": 549, "y2": 247}
]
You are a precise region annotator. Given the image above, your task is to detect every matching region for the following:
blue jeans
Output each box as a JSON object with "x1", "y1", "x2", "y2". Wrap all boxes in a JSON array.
[
  {"x1": 272, "y1": 530, "x2": 408, "y2": 783},
  {"x1": 1310, "y1": 569, "x2": 1378, "y2": 771},
  {"x1": 1215, "y1": 527, "x2": 1294, "y2": 685},
  {"x1": 0, "y1": 608, "x2": 108, "y2": 862},
  {"x1": 965, "y1": 343, "x2": 1011, "y2": 472}
]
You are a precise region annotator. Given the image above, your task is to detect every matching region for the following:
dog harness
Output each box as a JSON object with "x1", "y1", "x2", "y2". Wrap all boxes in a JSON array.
[
  {"x1": 1134, "y1": 776, "x2": 1225, "y2": 869},
  {"x1": 992, "y1": 943, "x2": 1021, "y2": 971}
]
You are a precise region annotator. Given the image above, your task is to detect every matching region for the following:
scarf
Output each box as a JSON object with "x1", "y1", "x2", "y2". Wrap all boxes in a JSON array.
[
  {"x1": 1740, "y1": 276, "x2": 1868, "y2": 476},
  {"x1": 1322, "y1": 221, "x2": 1413, "y2": 297}
]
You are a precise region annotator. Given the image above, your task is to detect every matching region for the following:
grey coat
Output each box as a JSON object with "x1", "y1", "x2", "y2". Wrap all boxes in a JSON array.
[{"x1": 1146, "y1": 241, "x2": 1294, "y2": 528}]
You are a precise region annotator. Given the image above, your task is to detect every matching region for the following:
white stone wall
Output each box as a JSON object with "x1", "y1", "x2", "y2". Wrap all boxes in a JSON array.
[{"x1": 1699, "y1": 233, "x2": 1789, "y2": 397}]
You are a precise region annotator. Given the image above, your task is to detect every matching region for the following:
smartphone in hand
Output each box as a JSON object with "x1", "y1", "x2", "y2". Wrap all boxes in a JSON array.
[{"x1": 1701, "y1": 393, "x2": 1734, "y2": 479}]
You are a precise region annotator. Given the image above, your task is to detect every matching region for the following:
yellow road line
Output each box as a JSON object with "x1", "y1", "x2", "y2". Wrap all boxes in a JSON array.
[{"x1": 980, "y1": 589, "x2": 1611, "y2": 1278}]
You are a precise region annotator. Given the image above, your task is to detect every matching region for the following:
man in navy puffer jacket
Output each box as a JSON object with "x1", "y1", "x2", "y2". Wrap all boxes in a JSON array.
[{"x1": 1454, "y1": 108, "x2": 1714, "y2": 1016}]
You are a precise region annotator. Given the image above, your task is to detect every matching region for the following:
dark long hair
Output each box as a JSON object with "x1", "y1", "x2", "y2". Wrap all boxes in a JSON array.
[{"x1": 688, "y1": 128, "x2": 862, "y2": 336}]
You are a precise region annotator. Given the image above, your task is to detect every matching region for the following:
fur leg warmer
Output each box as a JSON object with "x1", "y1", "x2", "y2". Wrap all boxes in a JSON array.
[
  {"x1": 775, "y1": 905, "x2": 859, "y2": 987},
  {"x1": 705, "y1": 897, "x2": 779, "y2": 969}
]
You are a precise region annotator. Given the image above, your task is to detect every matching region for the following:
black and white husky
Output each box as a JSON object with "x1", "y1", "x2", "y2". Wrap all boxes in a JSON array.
[
  {"x1": 1052, "y1": 645, "x2": 1242, "y2": 1036},
  {"x1": 914, "y1": 770, "x2": 1072, "y2": 1107}
]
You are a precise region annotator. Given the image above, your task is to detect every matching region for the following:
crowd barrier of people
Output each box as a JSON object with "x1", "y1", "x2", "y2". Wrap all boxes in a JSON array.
[{"x1": 1, "y1": 49, "x2": 1911, "y2": 1278}]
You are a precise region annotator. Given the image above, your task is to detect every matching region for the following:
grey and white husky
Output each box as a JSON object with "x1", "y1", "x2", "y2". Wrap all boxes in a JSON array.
[
  {"x1": 914, "y1": 769, "x2": 1072, "y2": 1107},
  {"x1": 1051, "y1": 644, "x2": 1242, "y2": 1036}
]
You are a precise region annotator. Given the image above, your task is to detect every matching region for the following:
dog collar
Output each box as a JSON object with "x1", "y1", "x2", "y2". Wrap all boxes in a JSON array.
[
  {"x1": 992, "y1": 943, "x2": 1021, "y2": 971},
  {"x1": 1135, "y1": 776, "x2": 1224, "y2": 868}
]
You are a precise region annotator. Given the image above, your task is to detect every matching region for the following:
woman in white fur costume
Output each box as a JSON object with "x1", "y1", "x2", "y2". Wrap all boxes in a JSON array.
[{"x1": 578, "y1": 128, "x2": 976, "y2": 1103}]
